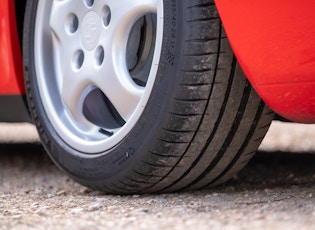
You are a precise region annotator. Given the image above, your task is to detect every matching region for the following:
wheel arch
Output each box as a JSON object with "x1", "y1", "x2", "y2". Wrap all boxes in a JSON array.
[{"x1": 215, "y1": 0, "x2": 315, "y2": 123}]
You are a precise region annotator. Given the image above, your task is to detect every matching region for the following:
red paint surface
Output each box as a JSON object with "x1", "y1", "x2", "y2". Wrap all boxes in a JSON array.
[
  {"x1": 1, "y1": 1, "x2": 315, "y2": 122},
  {"x1": 0, "y1": 0, "x2": 24, "y2": 94},
  {"x1": 215, "y1": 0, "x2": 315, "y2": 123}
]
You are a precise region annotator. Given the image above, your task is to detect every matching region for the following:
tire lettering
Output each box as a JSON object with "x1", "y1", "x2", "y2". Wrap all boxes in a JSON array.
[{"x1": 112, "y1": 147, "x2": 136, "y2": 166}]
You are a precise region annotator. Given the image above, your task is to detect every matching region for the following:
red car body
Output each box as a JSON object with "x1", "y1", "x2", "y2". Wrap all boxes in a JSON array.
[
  {"x1": 215, "y1": 0, "x2": 315, "y2": 123},
  {"x1": 1, "y1": 0, "x2": 315, "y2": 123},
  {"x1": 0, "y1": 0, "x2": 24, "y2": 95}
]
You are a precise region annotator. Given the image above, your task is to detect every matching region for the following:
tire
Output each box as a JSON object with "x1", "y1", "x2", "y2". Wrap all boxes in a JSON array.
[{"x1": 23, "y1": 0, "x2": 274, "y2": 194}]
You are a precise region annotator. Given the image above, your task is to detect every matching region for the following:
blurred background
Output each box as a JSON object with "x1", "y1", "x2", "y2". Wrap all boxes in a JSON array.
[
  {"x1": 259, "y1": 121, "x2": 315, "y2": 152},
  {"x1": 0, "y1": 121, "x2": 314, "y2": 152}
]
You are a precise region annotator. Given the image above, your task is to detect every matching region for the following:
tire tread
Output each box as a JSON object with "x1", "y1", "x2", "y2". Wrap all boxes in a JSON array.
[{"x1": 111, "y1": 1, "x2": 273, "y2": 193}]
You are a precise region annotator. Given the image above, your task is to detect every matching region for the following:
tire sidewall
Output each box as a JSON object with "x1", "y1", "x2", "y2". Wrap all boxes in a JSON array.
[{"x1": 24, "y1": 0, "x2": 185, "y2": 183}]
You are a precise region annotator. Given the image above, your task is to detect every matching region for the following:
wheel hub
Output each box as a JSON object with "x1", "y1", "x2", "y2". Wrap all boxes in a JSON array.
[
  {"x1": 34, "y1": 0, "x2": 164, "y2": 154},
  {"x1": 81, "y1": 11, "x2": 102, "y2": 51}
]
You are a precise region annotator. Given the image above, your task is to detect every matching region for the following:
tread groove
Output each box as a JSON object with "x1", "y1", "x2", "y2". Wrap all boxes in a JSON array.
[
  {"x1": 149, "y1": 23, "x2": 225, "y2": 193},
  {"x1": 179, "y1": 63, "x2": 252, "y2": 190},
  {"x1": 203, "y1": 102, "x2": 267, "y2": 188}
]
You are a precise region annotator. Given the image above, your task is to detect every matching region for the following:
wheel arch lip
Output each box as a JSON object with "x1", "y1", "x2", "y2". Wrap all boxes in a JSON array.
[{"x1": 215, "y1": 0, "x2": 315, "y2": 123}]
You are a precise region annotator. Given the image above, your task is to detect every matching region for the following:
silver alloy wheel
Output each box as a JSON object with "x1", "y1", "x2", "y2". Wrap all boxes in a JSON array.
[{"x1": 34, "y1": 0, "x2": 164, "y2": 154}]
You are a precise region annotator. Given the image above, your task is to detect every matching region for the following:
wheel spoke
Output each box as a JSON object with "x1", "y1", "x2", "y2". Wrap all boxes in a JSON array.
[
  {"x1": 50, "y1": 2, "x2": 68, "y2": 43},
  {"x1": 88, "y1": 0, "x2": 159, "y2": 121},
  {"x1": 50, "y1": 0, "x2": 86, "y2": 48},
  {"x1": 61, "y1": 66, "x2": 90, "y2": 122},
  {"x1": 92, "y1": 61, "x2": 144, "y2": 122}
]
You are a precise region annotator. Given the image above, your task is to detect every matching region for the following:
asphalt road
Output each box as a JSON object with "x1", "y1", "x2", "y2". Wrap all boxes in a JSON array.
[{"x1": 1, "y1": 122, "x2": 315, "y2": 230}]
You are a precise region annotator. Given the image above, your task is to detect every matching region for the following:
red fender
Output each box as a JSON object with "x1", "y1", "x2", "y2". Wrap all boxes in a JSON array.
[
  {"x1": 0, "y1": 0, "x2": 25, "y2": 94},
  {"x1": 215, "y1": 0, "x2": 315, "y2": 123}
]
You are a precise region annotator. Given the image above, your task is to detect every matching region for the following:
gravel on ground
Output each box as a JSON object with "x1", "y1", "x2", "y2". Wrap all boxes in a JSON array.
[{"x1": 0, "y1": 122, "x2": 315, "y2": 230}]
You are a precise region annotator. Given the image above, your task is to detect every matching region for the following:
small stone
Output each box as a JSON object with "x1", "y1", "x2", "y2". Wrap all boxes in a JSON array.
[
  {"x1": 71, "y1": 207, "x2": 84, "y2": 214},
  {"x1": 11, "y1": 215, "x2": 22, "y2": 219},
  {"x1": 31, "y1": 202, "x2": 39, "y2": 207},
  {"x1": 47, "y1": 194, "x2": 54, "y2": 198},
  {"x1": 88, "y1": 202, "x2": 103, "y2": 212},
  {"x1": 35, "y1": 207, "x2": 48, "y2": 216},
  {"x1": 80, "y1": 188, "x2": 93, "y2": 194},
  {"x1": 264, "y1": 189, "x2": 273, "y2": 193},
  {"x1": 137, "y1": 208, "x2": 149, "y2": 213},
  {"x1": 57, "y1": 190, "x2": 66, "y2": 196}
]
